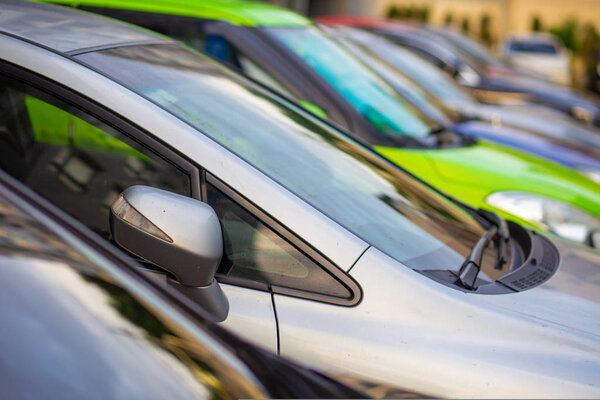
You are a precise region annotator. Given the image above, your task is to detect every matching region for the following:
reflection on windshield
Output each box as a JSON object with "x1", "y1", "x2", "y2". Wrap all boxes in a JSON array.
[
  {"x1": 436, "y1": 29, "x2": 503, "y2": 67},
  {"x1": 329, "y1": 29, "x2": 453, "y2": 125},
  {"x1": 343, "y1": 28, "x2": 474, "y2": 105},
  {"x1": 77, "y1": 43, "x2": 494, "y2": 272},
  {"x1": 263, "y1": 26, "x2": 436, "y2": 140}
]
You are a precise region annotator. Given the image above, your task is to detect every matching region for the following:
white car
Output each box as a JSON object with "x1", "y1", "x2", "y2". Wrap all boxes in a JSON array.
[
  {"x1": 502, "y1": 33, "x2": 572, "y2": 86},
  {"x1": 1, "y1": 1, "x2": 599, "y2": 398}
]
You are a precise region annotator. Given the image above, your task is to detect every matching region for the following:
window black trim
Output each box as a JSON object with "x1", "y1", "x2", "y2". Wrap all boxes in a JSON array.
[
  {"x1": 207, "y1": 173, "x2": 362, "y2": 307},
  {"x1": 0, "y1": 59, "x2": 201, "y2": 200}
]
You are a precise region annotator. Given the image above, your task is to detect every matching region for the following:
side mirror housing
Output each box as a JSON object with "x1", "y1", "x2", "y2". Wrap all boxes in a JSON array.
[{"x1": 110, "y1": 185, "x2": 228, "y2": 321}]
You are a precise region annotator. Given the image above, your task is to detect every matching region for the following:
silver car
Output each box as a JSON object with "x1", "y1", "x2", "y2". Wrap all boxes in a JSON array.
[{"x1": 0, "y1": 1, "x2": 599, "y2": 398}]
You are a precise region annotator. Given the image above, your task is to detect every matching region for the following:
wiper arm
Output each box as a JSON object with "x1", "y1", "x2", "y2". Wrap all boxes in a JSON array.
[
  {"x1": 428, "y1": 125, "x2": 446, "y2": 136},
  {"x1": 457, "y1": 225, "x2": 497, "y2": 290},
  {"x1": 487, "y1": 211, "x2": 511, "y2": 270},
  {"x1": 457, "y1": 210, "x2": 511, "y2": 290}
]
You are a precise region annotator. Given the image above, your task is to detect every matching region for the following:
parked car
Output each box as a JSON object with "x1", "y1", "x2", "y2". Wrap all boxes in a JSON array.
[
  {"x1": 318, "y1": 22, "x2": 600, "y2": 183},
  {"x1": 2, "y1": 1, "x2": 600, "y2": 398},
  {"x1": 0, "y1": 170, "x2": 368, "y2": 399},
  {"x1": 42, "y1": 0, "x2": 600, "y2": 249},
  {"x1": 500, "y1": 33, "x2": 572, "y2": 86},
  {"x1": 360, "y1": 19, "x2": 600, "y2": 126}
]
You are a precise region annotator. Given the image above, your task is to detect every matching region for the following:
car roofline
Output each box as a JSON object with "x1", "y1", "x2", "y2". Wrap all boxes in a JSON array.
[{"x1": 36, "y1": 0, "x2": 312, "y2": 27}]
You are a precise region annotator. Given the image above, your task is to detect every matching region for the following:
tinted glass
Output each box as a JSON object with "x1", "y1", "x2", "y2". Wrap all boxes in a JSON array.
[
  {"x1": 508, "y1": 41, "x2": 559, "y2": 54},
  {"x1": 208, "y1": 184, "x2": 351, "y2": 298},
  {"x1": 436, "y1": 29, "x2": 503, "y2": 67},
  {"x1": 263, "y1": 26, "x2": 437, "y2": 139},
  {"x1": 0, "y1": 80, "x2": 190, "y2": 238},
  {"x1": 78, "y1": 43, "x2": 496, "y2": 274},
  {"x1": 343, "y1": 28, "x2": 474, "y2": 104}
]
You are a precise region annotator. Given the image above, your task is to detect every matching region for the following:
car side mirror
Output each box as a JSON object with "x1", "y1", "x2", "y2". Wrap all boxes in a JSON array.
[
  {"x1": 110, "y1": 185, "x2": 228, "y2": 321},
  {"x1": 587, "y1": 230, "x2": 600, "y2": 249}
]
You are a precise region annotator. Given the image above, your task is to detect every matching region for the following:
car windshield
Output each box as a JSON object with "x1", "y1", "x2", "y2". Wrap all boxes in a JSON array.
[
  {"x1": 436, "y1": 29, "x2": 503, "y2": 67},
  {"x1": 340, "y1": 27, "x2": 474, "y2": 105},
  {"x1": 508, "y1": 41, "x2": 558, "y2": 54},
  {"x1": 78, "y1": 43, "x2": 498, "y2": 275},
  {"x1": 262, "y1": 26, "x2": 439, "y2": 140}
]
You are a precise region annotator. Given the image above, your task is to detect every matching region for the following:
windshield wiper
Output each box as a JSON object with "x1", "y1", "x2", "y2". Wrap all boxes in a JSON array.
[{"x1": 457, "y1": 211, "x2": 511, "y2": 290}]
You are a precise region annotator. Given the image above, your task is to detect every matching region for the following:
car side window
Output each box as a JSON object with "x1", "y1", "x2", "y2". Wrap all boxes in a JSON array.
[
  {"x1": 0, "y1": 82, "x2": 190, "y2": 239},
  {"x1": 206, "y1": 183, "x2": 352, "y2": 299}
]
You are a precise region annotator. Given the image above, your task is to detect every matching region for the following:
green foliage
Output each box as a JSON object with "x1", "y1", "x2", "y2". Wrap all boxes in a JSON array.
[
  {"x1": 531, "y1": 15, "x2": 543, "y2": 32},
  {"x1": 480, "y1": 13, "x2": 492, "y2": 45},
  {"x1": 549, "y1": 18, "x2": 579, "y2": 52},
  {"x1": 461, "y1": 16, "x2": 470, "y2": 33},
  {"x1": 580, "y1": 24, "x2": 600, "y2": 73},
  {"x1": 386, "y1": 4, "x2": 431, "y2": 23},
  {"x1": 387, "y1": 5, "x2": 400, "y2": 18},
  {"x1": 444, "y1": 11, "x2": 454, "y2": 26}
]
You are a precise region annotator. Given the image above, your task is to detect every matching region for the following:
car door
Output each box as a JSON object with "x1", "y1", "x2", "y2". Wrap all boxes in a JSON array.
[
  {"x1": 0, "y1": 60, "x2": 362, "y2": 354},
  {"x1": 0, "y1": 65, "x2": 287, "y2": 350}
]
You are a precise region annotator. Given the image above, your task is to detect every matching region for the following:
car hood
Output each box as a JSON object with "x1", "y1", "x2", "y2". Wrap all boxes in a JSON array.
[
  {"x1": 480, "y1": 235, "x2": 600, "y2": 337},
  {"x1": 462, "y1": 102, "x2": 600, "y2": 151},
  {"x1": 376, "y1": 140, "x2": 600, "y2": 219},
  {"x1": 481, "y1": 73, "x2": 600, "y2": 111},
  {"x1": 452, "y1": 119, "x2": 600, "y2": 170},
  {"x1": 508, "y1": 54, "x2": 570, "y2": 69}
]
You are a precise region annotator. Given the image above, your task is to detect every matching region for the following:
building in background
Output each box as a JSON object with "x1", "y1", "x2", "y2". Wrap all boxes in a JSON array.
[
  {"x1": 266, "y1": 0, "x2": 599, "y2": 42},
  {"x1": 264, "y1": 0, "x2": 600, "y2": 87}
]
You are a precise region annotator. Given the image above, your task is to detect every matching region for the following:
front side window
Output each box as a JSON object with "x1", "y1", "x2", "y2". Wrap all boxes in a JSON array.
[
  {"x1": 78, "y1": 43, "x2": 500, "y2": 278},
  {"x1": 207, "y1": 183, "x2": 351, "y2": 298},
  {"x1": 0, "y1": 79, "x2": 190, "y2": 238}
]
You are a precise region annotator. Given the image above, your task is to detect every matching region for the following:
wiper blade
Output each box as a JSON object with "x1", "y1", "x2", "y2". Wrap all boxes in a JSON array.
[{"x1": 457, "y1": 210, "x2": 511, "y2": 290}]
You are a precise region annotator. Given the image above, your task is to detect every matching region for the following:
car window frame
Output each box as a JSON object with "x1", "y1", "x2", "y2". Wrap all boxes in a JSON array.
[
  {"x1": 207, "y1": 173, "x2": 361, "y2": 306},
  {"x1": 0, "y1": 58, "x2": 362, "y2": 307}
]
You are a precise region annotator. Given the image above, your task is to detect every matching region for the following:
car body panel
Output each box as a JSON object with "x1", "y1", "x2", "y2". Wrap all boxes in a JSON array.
[
  {"x1": 220, "y1": 284, "x2": 278, "y2": 353},
  {"x1": 276, "y1": 245, "x2": 600, "y2": 398},
  {"x1": 453, "y1": 119, "x2": 600, "y2": 171},
  {"x1": 36, "y1": 0, "x2": 311, "y2": 27},
  {"x1": 2, "y1": 1, "x2": 165, "y2": 52},
  {"x1": 376, "y1": 139, "x2": 600, "y2": 226}
]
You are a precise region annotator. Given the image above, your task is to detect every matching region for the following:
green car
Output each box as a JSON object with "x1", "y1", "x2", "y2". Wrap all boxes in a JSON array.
[{"x1": 38, "y1": 0, "x2": 600, "y2": 248}]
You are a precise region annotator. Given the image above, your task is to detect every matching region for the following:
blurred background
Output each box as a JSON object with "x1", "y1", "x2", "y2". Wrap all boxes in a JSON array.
[{"x1": 263, "y1": 0, "x2": 600, "y2": 89}]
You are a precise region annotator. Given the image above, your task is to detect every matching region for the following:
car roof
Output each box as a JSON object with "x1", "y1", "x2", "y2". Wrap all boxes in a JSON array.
[
  {"x1": 0, "y1": 0, "x2": 171, "y2": 53},
  {"x1": 37, "y1": 0, "x2": 312, "y2": 27},
  {"x1": 315, "y1": 15, "x2": 420, "y2": 31},
  {"x1": 503, "y1": 32, "x2": 561, "y2": 44}
]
